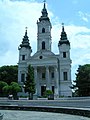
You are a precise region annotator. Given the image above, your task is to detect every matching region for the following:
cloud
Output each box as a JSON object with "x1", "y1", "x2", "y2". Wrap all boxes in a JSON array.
[
  {"x1": 52, "y1": 23, "x2": 90, "y2": 50},
  {"x1": 52, "y1": 23, "x2": 90, "y2": 79},
  {"x1": 0, "y1": 0, "x2": 90, "y2": 80},
  {"x1": 0, "y1": 0, "x2": 42, "y2": 65},
  {"x1": 78, "y1": 11, "x2": 90, "y2": 22},
  {"x1": 66, "y1": 25, "x2": 90, "y2": 77},
  {"x1": 0, "y1": 0, "x2": 54, "y2": 65}
]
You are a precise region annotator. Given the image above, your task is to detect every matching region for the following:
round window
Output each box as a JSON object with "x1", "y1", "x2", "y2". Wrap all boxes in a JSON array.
[{"x1": 39, "y1": 56, "x2": 43, "y2": 59}]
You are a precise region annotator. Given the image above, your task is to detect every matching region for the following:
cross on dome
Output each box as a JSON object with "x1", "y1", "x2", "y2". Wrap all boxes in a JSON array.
[
  {"x1": 62, "y1": 23, "x2": 65, "y2": 32},
  {"x1": 25, "y1": 27, "x2": 28, "y2": 30},
  {"x1": 25, "y1": 27, "x2": 28, "y2": 36}
]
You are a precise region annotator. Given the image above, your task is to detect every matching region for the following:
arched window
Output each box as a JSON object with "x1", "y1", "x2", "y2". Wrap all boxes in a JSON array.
[
  {"x1": 42, "y1": 41, "x2": 45, "y2": 49},
  {"x1": 42, "y1": 28, "x2": 45, "y2": 33}
]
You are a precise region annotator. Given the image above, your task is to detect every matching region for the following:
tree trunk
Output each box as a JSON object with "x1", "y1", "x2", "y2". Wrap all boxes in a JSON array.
[{"x1": 28, "y1": 93, "x2": 33, "y2": 100}]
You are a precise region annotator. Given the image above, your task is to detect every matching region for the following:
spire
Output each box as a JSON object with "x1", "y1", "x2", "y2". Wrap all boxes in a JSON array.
[
  {"x1": 42, "y1": 0, "x2": 47, "y2": 17},
  {"x1": 58, "y1": 23, "x2": 70, "y2": 46},
  {"x1": 39, "y1": 0, "x2": 49, "y2": 21},
  {"x1": 44, "y1": 0, "x2": 46, "y2": 8},
  {"x1": 62, "y1": 23, "x2": 65, "y2": 32},
  {"x1": 19, "y1": 27, "x2": 31, "y2": 49},
  {"x1": 61, "y1": 23, "x2": 67, "y2": 40},
  {"x1": 25, "y1": 27, "x2": 28, "y2": 37}
]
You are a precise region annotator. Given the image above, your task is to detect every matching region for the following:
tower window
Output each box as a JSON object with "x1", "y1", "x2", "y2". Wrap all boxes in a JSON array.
[
  {"x1": 42, "y1": 28, "x2": 45, "y2": 33},
  {"x1": 51, "y1": 72, "x2": 54, "y2": 78},
  {"x1": 63, "y1": 72, "x2": 68, "y2": 81},
  {"x1": 21, "y1": 73, "x2": 25, "y2": 82},
  {"x1": 22, "y1": 55, "x2": 25, "y2": 60},
  {"x1": 63, "y1": 52, "x2": 66, "y2": 58},
  {"x1": 42, "y1": 41, "x2": 45, "y2": 49}
]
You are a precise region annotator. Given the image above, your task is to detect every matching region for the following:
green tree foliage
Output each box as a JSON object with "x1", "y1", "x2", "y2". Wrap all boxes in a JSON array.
[
  {"x1": 44, "y1": 90, "x2": 53, "y2": 97},
  {"x1": 0, "y1": 81, "x2": 8, "y2": 96},
  {"x1": 0, "y1": 65, "x2": 18, "y2": 84},
  {"x1": 24, "y1": 65, "x2": 35, "y2": 100},
  {"x1": 3, "y1": 82, "x2": 21, "y2": 99},
  {"x1": 72, "y1": 64, "x2": 90, "y2": 97},
  {"x1": 2, "y1": 85, "x2": 11, "y2": 96},
  {"x1": 10, "y1": 82, "x2": 21, "y2": 99}
]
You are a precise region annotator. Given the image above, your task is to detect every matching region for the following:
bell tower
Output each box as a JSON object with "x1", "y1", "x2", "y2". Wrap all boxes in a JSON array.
[
  {"x1": 58, "y1": 23, "x2": 70, "y2": 59},
  {"x1": 18, "y1": 27, "x2": 32, "y2": 63},
  {"x1": 18, "y1": 28, "x2": 32, "y2": 84},
  {"x1": 37, "y1": 1, "x2": 52, "y2": 51},
  {"x1": 58, "y1": 24, "x2": 72, "y2": 97}
]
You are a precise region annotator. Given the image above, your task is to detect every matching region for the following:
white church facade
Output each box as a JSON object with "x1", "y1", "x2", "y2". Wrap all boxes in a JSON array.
[{"x1": 18, "y1": 2, "x2": 72, "y2": 97}]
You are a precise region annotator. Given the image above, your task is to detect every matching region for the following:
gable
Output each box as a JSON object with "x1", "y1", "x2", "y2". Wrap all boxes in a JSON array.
[{"x1": 31, "y1": 50, "x2": 55, "y2": 60}]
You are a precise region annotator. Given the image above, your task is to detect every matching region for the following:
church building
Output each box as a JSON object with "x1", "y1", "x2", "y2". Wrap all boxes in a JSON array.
[{"x1": 18, "y1": 2, "x2": 72, "y2": 97}]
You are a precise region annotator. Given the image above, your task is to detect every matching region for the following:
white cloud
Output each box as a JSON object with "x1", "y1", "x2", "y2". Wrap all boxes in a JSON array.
[
  {"x1": 0, "y1": 0, "x2": 90, "y2": 80},
  {"x1": 0, "y1": 0, "x2": 43, "y2": 65},
  {"x1": 0, "y1": 0, "x2": 54, "y2": 65},
  {"x1": 66, "y1": 25, "x2": 90, "y2": 67},
  {"x1": 78, "y1": 11, "x2": 90, "y2": 22},
  {"x1": 51, "y1": 23, "x2": 90, "y2": 80},
  {"x1": 66, "y1": 25, "x2": 90, "y2": 77},
  {"x1": 66, "y1": 25, "x2": 90, "y2": 49}
]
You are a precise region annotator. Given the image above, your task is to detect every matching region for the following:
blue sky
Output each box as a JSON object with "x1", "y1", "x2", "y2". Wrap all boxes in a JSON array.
[{"x1": 0, "y1": 0, "x2": 90, "y2": 80}]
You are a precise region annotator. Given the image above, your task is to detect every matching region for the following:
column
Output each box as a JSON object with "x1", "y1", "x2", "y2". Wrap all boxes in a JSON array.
[
  {"x1": 46, "y1": 66, "x2": 50, "y2": 90},
  {"x1": 34, "y1": 67, "x2": 38, "y2": 95},
  {"x1": 54, "y1": 66, "x2": 59, "y2": 97}
]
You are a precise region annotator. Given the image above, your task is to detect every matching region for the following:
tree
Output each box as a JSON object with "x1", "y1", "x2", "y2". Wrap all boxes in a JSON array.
[
  {"x1": 3, "y1": 82, "x2": 21, "y2": 99},
  {"x1": 0, "y1": 81, "x2": 8, "y2": 96},
  {"x1": 72, "y1": 64, "x2": 90, "y2": 97},
  {"x1": 10, "y1": 82, "x2": 21, "y2": 99},
  {"x1": 44, "y1": 90, "x2": 54, "y2": 100},
  {"x1": 0, "y1": 65, "x2": 18, "y2": 84},
  {"x1": 24, "y1": 65, "x2": 35, "y2": 100},
  {"x1": 44, "y1": 90, "x2": 53, "y2": 97},
  {"x1": 2, "y1": 85, "x2": 12, "y2": 97}
]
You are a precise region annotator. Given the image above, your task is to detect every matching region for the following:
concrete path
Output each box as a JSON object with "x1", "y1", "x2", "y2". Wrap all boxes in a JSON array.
[
  {"x1": 0, "y1": 98, "x2": 90, "y2": 118},
  {"x1": 1, "y1": 99, "x2": 90, "y2": 109},
  {"x1": 0, "y1": 110, "x2": 90, "y2": 120}
]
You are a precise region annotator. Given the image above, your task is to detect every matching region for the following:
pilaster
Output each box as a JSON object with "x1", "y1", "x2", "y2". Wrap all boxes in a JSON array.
[
  {"x1": 46, "y1": 66, "x2": 51, "y2": 90},
  {"x1": 34, "y1": 67, "x2": 38, "y2": 95},
  {"x1": 54, "y1": 66, "x2": 59, "y2": 98}
]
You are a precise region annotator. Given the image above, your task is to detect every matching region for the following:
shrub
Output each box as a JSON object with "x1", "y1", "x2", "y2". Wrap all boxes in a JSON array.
[{"x1": 44, "y1": 90, "x2": 53, "y2": 97}]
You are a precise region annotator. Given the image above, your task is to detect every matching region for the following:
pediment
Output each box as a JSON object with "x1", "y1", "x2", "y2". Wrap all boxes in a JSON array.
[{"x1": 30, "y1": 50, "x2": 56, "y2": 60}]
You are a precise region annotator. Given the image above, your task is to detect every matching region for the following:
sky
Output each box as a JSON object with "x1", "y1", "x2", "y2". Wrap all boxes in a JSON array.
[{"x1": 0, "y1": 0, "x2": 90, "y2": 80}]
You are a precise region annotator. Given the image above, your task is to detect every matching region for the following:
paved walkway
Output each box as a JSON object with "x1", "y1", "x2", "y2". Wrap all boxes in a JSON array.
[
  {"x1": 1, "y1": 98, "x2": 90, "y2": 109},
  {"x1": 0, "y1": 98, "x2": 90, "y2": 118},
  {"x1": 0, "y1": 110, "x2": 90, "y2": 120}
]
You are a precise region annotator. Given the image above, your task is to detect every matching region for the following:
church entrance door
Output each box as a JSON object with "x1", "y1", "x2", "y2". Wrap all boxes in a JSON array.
[
  {"x1": 52, "y1": 86, "x2": 54, "y2": 94},
  {"x1": 41, "y1": 86, "x2": 46, "y2": 96}
]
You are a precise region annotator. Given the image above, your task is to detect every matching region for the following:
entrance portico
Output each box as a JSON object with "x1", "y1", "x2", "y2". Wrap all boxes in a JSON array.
[{"x1": 33, "y1": 65, "x2": 59, "y2": 97}]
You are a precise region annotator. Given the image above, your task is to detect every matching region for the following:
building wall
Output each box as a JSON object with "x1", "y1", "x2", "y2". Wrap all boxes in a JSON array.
[{"x1": 18, "y1": 52, "x2": 72, "y2": 97}]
